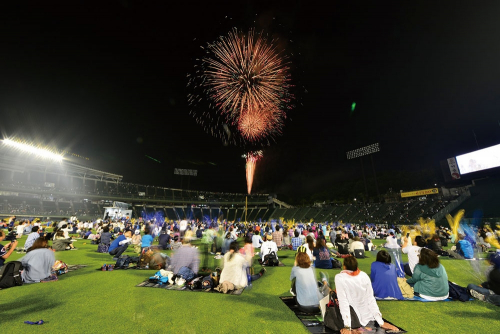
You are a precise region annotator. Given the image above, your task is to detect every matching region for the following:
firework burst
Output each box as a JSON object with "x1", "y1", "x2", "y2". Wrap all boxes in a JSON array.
[
  {"x1": 243, "y1": 150, "x2": 263, "y2": 194},
  {"x1": 188, "y1": 28, "x2": 293, "y2": 145}
]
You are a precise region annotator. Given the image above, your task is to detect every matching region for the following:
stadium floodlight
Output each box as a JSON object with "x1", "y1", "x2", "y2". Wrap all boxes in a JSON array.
[
  {"x1": 174, "y1": 168, "x2": 197, "y2": 176},
  {"x1": 346, "y1": 143, "x2": 380, "y2": 160},
  {"x1": 2, "y1": 138, "x2": 64, "y2": 162}
]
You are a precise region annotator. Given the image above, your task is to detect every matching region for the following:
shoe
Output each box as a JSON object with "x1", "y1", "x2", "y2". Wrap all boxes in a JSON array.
[
  {"x1": 289, "y1": 288, "x2": 296, "y2": 296},
  {"x1": 470, "y1": 289, "x2": 485, "y2": 301},
  {"x1": 320, "y1": 271, "x2": 329, "y2": 284},
  {"x1": 259, "y1": 268, "x2": 266, "y2": 276}
]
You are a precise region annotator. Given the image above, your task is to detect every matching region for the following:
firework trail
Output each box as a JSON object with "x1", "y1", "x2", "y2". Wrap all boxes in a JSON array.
[
  {"x1": 188, "y1": 28, "x2": 293, "y2": 145},
  {"x1": 244, "y1": 151, "x2": 263, "y2": 194}
]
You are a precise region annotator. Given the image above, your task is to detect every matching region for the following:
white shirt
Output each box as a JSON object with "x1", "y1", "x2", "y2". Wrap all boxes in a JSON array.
[
  {"x1": 260, "y1": 240, "x2": 278, "y2": 261},
  {"x1": 402, "y1": 244, "x2": 421, "y2": 273},
  {"x1": 303, "y1": 243, "x2": 314, "y2": 261},
  {"x1": 252, "y1": 234, "x2": 263, "y2": 248},
  {"x1": 349, "y1": 241, "x2": 365, "y2": 253},
  {"x1": 335, "y1": 271, "x2": 384, "y2": 328},
  {"x1": 220, "y1": 252, "x2": 251, "y2": 288},
  {"x1": 385, "y1": 236, "x2": 400, "y2": 248}
]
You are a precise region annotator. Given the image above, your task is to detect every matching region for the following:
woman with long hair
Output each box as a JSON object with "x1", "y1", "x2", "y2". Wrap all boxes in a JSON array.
[
  {"x1": 20, "y1": 237, "x2": 55, "y2": 283},
  {"x1": 406, "y1": 248, "x2": 449, "y2": 300},
  {"x1": 219, "y1": 241, "x2": 265, "y2": 288}
]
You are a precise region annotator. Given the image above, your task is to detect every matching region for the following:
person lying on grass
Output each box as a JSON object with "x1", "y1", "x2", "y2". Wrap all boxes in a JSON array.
[
  {"x1": 406, "y1": 248, "x2": 449, "y2": 301},
  {"x1": 468, "y1": 252, "x2": 500, "y2": 306},
  {"x1": 20, "y1": 238, "x2": 55, "y2": 283},
  {"x1": 335, "y1": 256, "x2": 399, "y2": 334},
  {"x1": 220, "y1": 241, "x2": 265, "y2": 289}
]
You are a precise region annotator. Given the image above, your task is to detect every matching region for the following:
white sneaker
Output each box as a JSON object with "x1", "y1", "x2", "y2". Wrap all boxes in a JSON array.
[{"x1": 470, "y1": 289, "x2": 485, "y2": 301}]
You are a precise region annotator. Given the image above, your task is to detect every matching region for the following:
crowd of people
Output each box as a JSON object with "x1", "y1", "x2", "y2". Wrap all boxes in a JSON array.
[{"x1": 1, "y1": 215, "x2": 499, "y2": 333}]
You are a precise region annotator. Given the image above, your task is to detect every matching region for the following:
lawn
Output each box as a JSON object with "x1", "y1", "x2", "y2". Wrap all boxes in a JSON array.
[{"x1": 1, "y1": 235, "x2": 499, "y2": 333}]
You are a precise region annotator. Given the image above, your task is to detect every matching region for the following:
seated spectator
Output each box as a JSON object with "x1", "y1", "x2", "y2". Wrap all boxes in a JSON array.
[
  {"x1": 19, "y1": 238, "x2": 55, "y2": 283},
  {"x1": 468, "y1": 252, "x2": 500, "y2": 306},
  {"x1": 283, "y1": 227, "x2": 291, "y2": 247},
  {"x1": 290, "y1": 252, "x2": 330, "y2": 313},
  {"x1": 313, "y1": 238, "x2": 333, "y2": 269},
  {"x1": 406, "y1": 248, "x2": 449, "y2": 300},
  {"x1": 170, "y1": 237, "x2": 200, "y2": 278},
  {"x1": 141, "y1": 227, "x2": 154, "y2": 251},
  {"x1": 335, "y1": 256, "x2": 399, "y2": 332},
  {"x1": 402, "y1": 235, "x2": 425, "y2": 276},
  {"x1": 252, "y1": 232, "x2": 263, "y2": 249},
  {"x1": 24, "y1": 226, "x2": 40, "y2": 251},
  {"x1": 0, "y1": 230, "x2": 18, "y2": 271},
  {"x1": 427, "y1": 234, "x2": 449, "y2": 256},
  {"x1": 220, "y1": 241, "x2": 265, "y2": 289},
  {"x1": 291, "y1": 230, "x2": 302, "y2": 251},
  {"x1": 370, "y1": 250, "x2": 404, "y2": 300},
  {"x1": 272, "y1": 228, "x2": 283, "y2": 249},
  {"x1": 184, "y1": 227, "x2": 194, "y2": 242},
  {"x1": 260, "y1": 233, "x2": 279, "y2": 262},
  {"x1": 349, "y1": 237, "x2": 365, "y2": 255},
  {"x1": 449, "y1": 234, "x2": 474, "y2": 259},
  {"x1": 131, "y1": 229, "x2": 142, "y2": 253},
  {"x1": 52, "y1": 230, "x2": 76, "y2": 251},
  {"x1": 158, "y1": 230, "x2": 171, "y2": 250},
  {"x1": 108, "y1": 230, "x2": 132, "y2": 260},
  {"x1": 222, "y1": 232, "x2": 234, "y2": 255},
  {"x1": 171, "y1": 236, "x2": 182, "y2": 251},
  {"x1": 16, "y1": 222, "x2": 25, "y2": 239},
  {"x1": 302, "y1": 235, "x2": 315, "y2": 262},
  {"x1": 385, "y1": 231, "x2": 400, "y2": 248},
  {"x1": 100, "y1": 226, "x2": 112, "y2": 246}
]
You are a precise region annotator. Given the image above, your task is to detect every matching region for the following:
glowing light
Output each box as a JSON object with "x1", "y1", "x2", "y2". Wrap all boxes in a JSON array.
[
  {"x1": 243, "y1": 151, "x2": 263, "y2": 194},
  {"x1": 2, "y1": 138, "x2": 63, "y2": 161},
  {"x1": 446, "y1": 209, "x2": 464, "y2": 240}
]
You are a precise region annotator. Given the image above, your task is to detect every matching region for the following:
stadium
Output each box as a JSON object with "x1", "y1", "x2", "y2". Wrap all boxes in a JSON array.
[{"x1": 2, "y1": 2, "x2": 500, "y2": 334}]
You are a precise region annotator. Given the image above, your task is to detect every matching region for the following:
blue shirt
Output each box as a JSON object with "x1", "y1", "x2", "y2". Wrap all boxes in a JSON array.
[
  {"x1": 290, "y1": 266, "x2": 322, "y2": 307},
  {"x1": 458, "y1": 240, "x2": 473, "y2": 259},
  {"x1": 370, "y1": 261, "x2": 404, "y2": 300},
  {"x1": 109, "y1": 235, "x2": 126, "y2": 252},
  {"x1": 291, "y1": 237, "x2": 302, "y2": 251},
  {"x1": 313, "y1": 247, "x2": 332, "y2": 269},
  {"x1": 141, "y1": 234, "x2": 154, "y2": 248}
]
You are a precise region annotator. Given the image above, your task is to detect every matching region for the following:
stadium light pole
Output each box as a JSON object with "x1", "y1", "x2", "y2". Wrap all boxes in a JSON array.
[{"x1": 346, "y1": 143, "x2": 380, "y2": 202}]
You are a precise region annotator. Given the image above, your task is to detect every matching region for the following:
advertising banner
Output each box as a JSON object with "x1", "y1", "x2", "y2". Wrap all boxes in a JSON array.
[
  {"x1": 447, "y1": 157, "x2": 461, "y2": 180},
  {"x1": 401, "y1": 188, "x2": 439, "y2": 198}
]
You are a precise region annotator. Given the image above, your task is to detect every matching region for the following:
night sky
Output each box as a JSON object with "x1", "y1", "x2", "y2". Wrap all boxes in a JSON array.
[{"x1": 1, "y1": 1, "x2": 500, "y2": 199}]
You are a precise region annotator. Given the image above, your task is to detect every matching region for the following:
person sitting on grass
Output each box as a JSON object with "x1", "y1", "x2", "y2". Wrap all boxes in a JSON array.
[
  {"x1": 141, "y1": 227, "x2": 154, "y2": 252},
  {"x1": 384, "y1": 231, "x2": 400, "y2": 249},
  {"x1": 426, "y1": 234, "x2": 449, "y2": 256},
  {"x1": 313, "y1": 238, "x2": 333, "y2": 269},
  {"x1": 0, "y1": 230, "x2": 18, "y2": 271},
  {"x1": 370, "y1": 250, "x2": 404, "y2": 300},
  {"x1": 290, "y1": 252, "x2": 330, "y2": 313},
  {"x1": 108, "y1": 230, "x2": 132, "y2": 260},
  {"x1": 252, "y1": 231, "x2": 264, "y2": 249},
  {"x1": 449, "y1": 234, "x2": 474, "y2": 259},
  {"x1": 291, "y1": 230, "x2": 302, "y2": 251},
  {"x1": 20, "y1": 238, "x2": 55, "y2": 283},
  {"x1": 467, "y1": 252, "x2": 500, "y2": 306},
  {"x1": 98, "y1": 226, "x2": 113, "y2": 253},
  {"x1": 335, "y1": 256, "x2": 399, "y2": 334},
  {"x1": 222, "y1": 230, "x2": 235, "y2": 255},
  {"x1": 260, "y1": 233, "x2": 279, "y2": 263},
  {"x1": 402, "y1": 235, "x2": 425, "y2": 277},
  {"x1": 52, "y1": 230, "x2": 76, "y2": 251},
  {"x1": 158, "y1": 229, "x2": 171, "y2": 250},
  {"x1": 171, "y1": 236, "x2": 182, "y2": 251},
  {"x1": 170, "y1": 237, "x2": 200, "y2": 279},
  {"x1": 23, "y1": 226, "x2": 40, "y2": 251},
  {"x1": 349, "y1": 236, "x2": 365, "y2": 255},
  {"x1": 406, "y1": 248, "x2": 449, "y2": 300},
  {"x1": 131, "y1": 229, "x2": 142, "y2": 253},
  {"x1": 220, "y1": 241, "x2": 265, "y2": 289}
]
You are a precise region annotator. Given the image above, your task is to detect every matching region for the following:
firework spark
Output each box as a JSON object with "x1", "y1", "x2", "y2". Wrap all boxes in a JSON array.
[
  {"x1": 237, "y1": 103, "x2": 284, "y2": 141},
  {"x1": 243, "y1": 151, "x2": 263, "y2": 194}
]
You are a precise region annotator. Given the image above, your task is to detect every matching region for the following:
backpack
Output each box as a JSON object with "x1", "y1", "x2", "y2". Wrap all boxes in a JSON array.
[
  {"x1": 115, "y1": 255, "x2": 138, "y2": 269},
  {"x1": 0, "y1": 261, "x2": 24, "y2": 289},
  {"x1": 201, "y1": 276, "x2": 214, "y2": 290},
  {"x1": 52, "y1": 260, "x2": 69, "y2": 275},
  {"x1": 448, "y1": 281, "x2": 470, "y2": 302},
  {"x1": 263, "y1": 251, "x2": 279, "y2": 266},
  {"x1": 331, "y1": 258, "x2": 342, "y2": 269}
]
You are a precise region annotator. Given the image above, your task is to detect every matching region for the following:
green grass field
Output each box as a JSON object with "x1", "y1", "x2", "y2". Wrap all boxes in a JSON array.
[{"x1": 1, "y1": 235, "x2": 499, "y2": 333}]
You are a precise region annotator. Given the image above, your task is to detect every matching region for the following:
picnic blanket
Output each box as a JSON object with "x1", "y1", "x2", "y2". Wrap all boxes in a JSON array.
[
  {"x1": 376, "y1": 296, "x2": 473, "y2": 302},
  {"x1": 136, "y1": 280, "x2": 245, "y2": 295},
  {"x1": 280, "y1": 296, "x2": 407, "y2": 334}
]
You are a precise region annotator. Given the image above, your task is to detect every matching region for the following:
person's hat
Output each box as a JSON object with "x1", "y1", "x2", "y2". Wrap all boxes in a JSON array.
[
  {"x1": 266, "y1": 234, "x2": 272, "y2": 240},
  {"x1": 135, "y1": 230, "x2": 140, "y2": 235}
]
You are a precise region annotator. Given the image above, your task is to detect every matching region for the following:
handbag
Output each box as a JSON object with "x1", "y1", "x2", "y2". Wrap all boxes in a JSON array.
[{"x1": 324, "y1": 291, "x2": 361, "y2": 331}]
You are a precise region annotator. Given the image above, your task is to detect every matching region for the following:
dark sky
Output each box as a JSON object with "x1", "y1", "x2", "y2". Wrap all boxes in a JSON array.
[{"x1": 1, "y1": 1, "x2": 500, "y2": 197}]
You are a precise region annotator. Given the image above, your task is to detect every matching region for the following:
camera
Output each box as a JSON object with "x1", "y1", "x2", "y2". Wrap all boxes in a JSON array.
[{"x1": 5, "y1": 230, "x2": 18, "y2": 242}]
